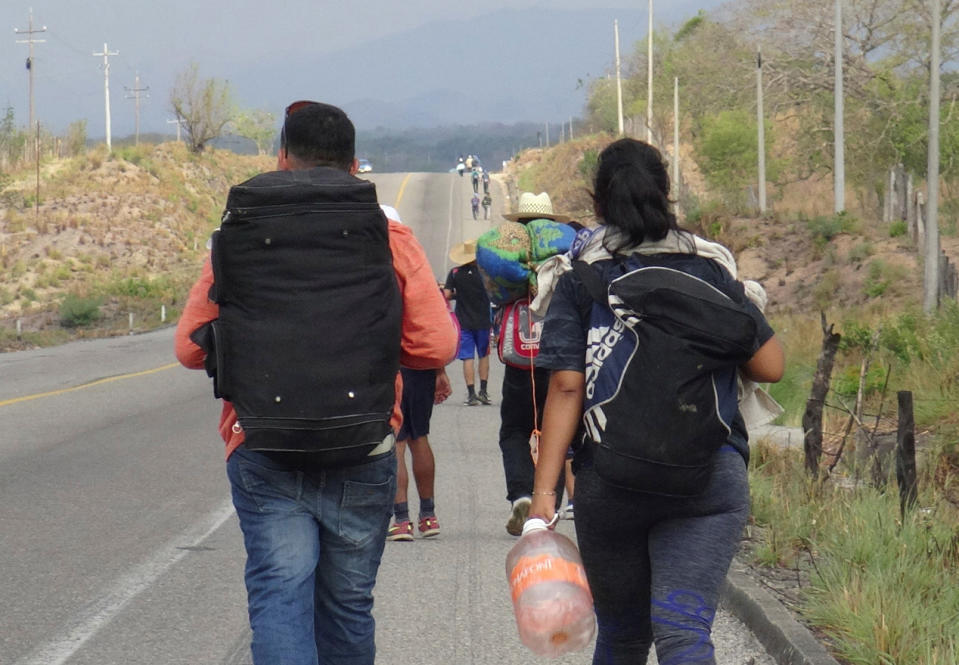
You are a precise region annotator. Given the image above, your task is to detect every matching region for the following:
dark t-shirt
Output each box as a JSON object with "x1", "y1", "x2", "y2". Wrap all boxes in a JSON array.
[{"x1": 444, "y1": 262, "x2": 491, "y2": 330}]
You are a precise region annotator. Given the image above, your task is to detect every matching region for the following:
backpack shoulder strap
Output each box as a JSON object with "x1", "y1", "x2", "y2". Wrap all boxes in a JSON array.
[{"x1": 571, "y1": 260, "x2": 609, "y2": 305}]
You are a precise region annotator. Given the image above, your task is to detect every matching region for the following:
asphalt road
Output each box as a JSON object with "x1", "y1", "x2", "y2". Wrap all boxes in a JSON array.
[{"x1": 0, "y1": 171, "x2": 777, "y2": 664}]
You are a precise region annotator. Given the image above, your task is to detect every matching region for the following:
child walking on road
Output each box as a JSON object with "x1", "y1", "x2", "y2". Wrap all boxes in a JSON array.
[
  {"x1": 444, "y1": 240, "x2": 493, "y2": 406},
  {"x1": 387, "y1": 367, "x2": 452, "y2": 541}
]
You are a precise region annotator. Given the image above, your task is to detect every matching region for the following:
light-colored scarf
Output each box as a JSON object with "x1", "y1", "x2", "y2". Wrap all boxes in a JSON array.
[{"x1": 532, "y1": 225, "x2": 782, "y2": 430}]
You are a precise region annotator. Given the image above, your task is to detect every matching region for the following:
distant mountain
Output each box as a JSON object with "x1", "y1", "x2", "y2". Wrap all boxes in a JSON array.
[{"x1": 234, "y1": 7, "x2": 656, "y2": 129}]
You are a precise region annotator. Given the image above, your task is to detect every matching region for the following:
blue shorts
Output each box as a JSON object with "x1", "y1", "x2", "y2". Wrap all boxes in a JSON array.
[
  {"x1": 397, "y1": 368, "x2": 436, "y2": 441},
  {"x1": 456, "y1": 328, "x2": 491, "y2": 360}
]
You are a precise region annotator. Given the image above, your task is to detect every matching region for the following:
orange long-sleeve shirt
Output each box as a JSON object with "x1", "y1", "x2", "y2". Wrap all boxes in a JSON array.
[{"x1": 175, "y1": 217, "x2": 458, "y2": 459}]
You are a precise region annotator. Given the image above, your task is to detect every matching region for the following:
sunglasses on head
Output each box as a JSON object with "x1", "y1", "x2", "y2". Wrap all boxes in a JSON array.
[{"x1": 280, "y1": 100, "x2": 320, "y2": 149}]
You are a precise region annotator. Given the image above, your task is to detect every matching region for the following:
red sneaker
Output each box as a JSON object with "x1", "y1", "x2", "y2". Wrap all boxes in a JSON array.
[
  {"x1": 418, "y1": 515, "x2": 440, "y2": 538},
  {"x1": 387, "y1": 520, "x2": 413, "y2": 542}
]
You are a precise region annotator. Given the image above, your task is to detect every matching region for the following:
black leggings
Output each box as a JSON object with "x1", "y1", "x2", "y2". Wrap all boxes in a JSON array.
[{"x1": 573, "y1": 448, "x2": 749, "y2": 665}]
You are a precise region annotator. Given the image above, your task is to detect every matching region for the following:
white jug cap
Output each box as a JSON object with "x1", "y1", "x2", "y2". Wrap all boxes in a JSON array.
[{"x1": 521, "y1": 518, "x2": 550, "y2": 537}]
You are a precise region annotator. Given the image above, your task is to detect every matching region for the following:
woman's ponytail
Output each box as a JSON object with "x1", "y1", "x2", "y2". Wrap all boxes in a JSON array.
[{"x1": 591, "y1": 139, "x2": 678, "y2": 253}]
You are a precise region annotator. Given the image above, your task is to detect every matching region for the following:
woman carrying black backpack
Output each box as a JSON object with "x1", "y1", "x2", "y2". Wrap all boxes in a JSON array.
[{"x1": 528, "y1": 138, "x2": 784, "y2": 665}]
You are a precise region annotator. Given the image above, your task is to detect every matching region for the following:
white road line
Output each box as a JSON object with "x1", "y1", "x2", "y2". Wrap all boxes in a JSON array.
[{"x1": 14, "y1": 499, "x2": 236, "y2": 665}]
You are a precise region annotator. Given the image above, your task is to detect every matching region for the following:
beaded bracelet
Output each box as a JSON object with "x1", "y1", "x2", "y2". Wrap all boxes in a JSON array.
[{"x1": 531, "y1": 490, "x2": 557, "y2": 496}]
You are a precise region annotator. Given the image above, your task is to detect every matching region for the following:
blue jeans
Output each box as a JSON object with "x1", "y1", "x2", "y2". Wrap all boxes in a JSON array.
[{"x1": 227, "y1": 446, "x2": 396, "y2": 665}]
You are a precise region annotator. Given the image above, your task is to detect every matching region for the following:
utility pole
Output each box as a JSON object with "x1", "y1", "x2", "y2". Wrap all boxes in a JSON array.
[
  {"x1": 125, "y1": 73, "x2": 149, "y2": 146},
  {"x1": 834, "y1": 0, "x2": 846, "y2": 213},
  {"x1": 14, "y1": 8, "x2": 47, "y2": 130},
  {"x1": 647, "y1": 0, "x2": 654, "y2": 143},
  {"x1": 92, "y1": 43, "x2": 119, "y2": 152},
  {"x1": 545, "y1": 122, "x2": 550, "y2": 147},
  {"x1": 167, "y1": 118, "x2": 182, "y2": 142},
  {"x1": 569, "y1": 116, "x2": 574, "y2": 141},
  {"x1": 614, "y1": 19, "x2": 624, "y2": 136},
  {"x1": 756, "y1": 46, "x2": 767, "y2": 213},
  {"x1": 924, "y1": 0, "x2": 942, "y2": 313}
]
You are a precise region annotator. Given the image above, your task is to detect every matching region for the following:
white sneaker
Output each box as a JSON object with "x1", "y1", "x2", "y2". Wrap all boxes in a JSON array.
[
  {"x1": 563, "y1": 502, "x2": 574, "y2": 520},
  {"x1": 506, "y1": 497, "x2": 531, "y2": 536}
]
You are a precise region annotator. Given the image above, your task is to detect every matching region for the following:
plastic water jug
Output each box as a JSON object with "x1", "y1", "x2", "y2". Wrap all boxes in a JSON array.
[{"x1": 505, "y1": 517, "x2": 596, "y2": 656}]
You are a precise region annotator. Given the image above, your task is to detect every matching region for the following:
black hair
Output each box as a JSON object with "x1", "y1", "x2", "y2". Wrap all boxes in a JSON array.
[
  {"x1": 591, "y1": 138, "x2": 682, "y2": 254},
  {"x1": 282, "y1": 102, "x2": 355, "y2": 170}
]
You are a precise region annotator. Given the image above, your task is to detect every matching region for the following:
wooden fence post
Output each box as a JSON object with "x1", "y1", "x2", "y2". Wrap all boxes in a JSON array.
[
  {"x1": 883, "y1": 168, "x2": 893, "y2": 223},
  {"x1": 802, "y1": 313, "x2": 842, "y2": 478},
  {"x1": 894, "y1": 164, "x2": 907, "y2": 222},
  {"x1": 916, "y1": 190, "x2": 925, "y2": 250},
  {"x1": 896, "y1": 391, "x2": 918, "y2": 517},
  {"x1": 906, "y1": 174, "x2": 915, "y2": 234}
]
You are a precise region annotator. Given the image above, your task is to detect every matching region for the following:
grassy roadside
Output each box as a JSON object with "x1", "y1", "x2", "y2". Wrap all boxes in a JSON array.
[
  {"x1": 748, "y1": 309, "x2": 959, "y2": 665},
  {"x1": 749, "y1": 438, "x2": 959, "y2": 665}
]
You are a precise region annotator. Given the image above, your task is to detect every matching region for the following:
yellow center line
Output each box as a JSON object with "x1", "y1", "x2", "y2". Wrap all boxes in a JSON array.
[
  {"x1": 393, "y1": 173, "x2": 412, "y2": 209},
  {"x1": 0, "y1": 362, "x2": 181, "y2": 408}
]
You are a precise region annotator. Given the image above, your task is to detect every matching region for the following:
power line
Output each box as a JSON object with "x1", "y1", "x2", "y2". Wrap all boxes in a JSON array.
[{"x1": 14, "y1": 8, "x2": 47, "y2": 128}]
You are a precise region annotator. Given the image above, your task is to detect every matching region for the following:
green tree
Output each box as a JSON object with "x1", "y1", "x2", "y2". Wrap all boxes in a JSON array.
[
  {"x1": 0, "y1": 106, "x2": 26, "y2": 168},
  {"x1": 585, "y1": 0, "x2": 959, "y2": 214},
  {"x1": 585, "y1": 77, "x2": 620, "y2": 134},
  {"x1": 696, "y1": 110, "x2": 760, "y2": 208},
  {"x1": 231, "y1": 110, "x2": 276, "y2": 155},
  {"x1": 169, "y1": 62, "x2": 234, "y2": 153}
]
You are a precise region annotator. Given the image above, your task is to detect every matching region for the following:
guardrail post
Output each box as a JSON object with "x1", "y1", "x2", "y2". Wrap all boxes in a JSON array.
[{"x1": 896, "y1": 391, "x2": 918, "y2": 517}]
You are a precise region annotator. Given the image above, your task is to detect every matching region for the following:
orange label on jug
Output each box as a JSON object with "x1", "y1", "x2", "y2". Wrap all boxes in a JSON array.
[{"x1": 509, "y1": 554, "x2": 591, "y2": 602}]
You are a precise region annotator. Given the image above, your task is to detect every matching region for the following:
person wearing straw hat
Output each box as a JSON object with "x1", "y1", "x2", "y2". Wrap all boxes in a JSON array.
[
  {"x1": 501, "y1": 191, "x2": 572, "y2": 223},
  {"x1": 496, "y1": 192, "x2": 573, "y2": 536},
  {"x1": 444, "y1": 239, "x2": 493, "y2": 406}
]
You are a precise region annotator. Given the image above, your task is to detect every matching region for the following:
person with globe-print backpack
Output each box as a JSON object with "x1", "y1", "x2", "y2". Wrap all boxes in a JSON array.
[{"x1": 477, "y1": 191, "x2": 578, "y2": 536}]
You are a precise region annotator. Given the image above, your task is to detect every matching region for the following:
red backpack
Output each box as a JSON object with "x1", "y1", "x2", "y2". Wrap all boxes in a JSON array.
[{"x1": 497, "y1": 298, "x2": 542, "y2": 369}]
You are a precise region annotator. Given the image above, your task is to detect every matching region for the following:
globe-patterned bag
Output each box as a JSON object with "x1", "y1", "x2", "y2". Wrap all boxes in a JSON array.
[{"x1": 476, "y1": 219, "x2": 576, "y2": 305}]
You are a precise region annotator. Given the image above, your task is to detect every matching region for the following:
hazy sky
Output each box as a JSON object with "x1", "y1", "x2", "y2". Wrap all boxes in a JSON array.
[{"x1": 3, "y1": 0, "x2": 727, "y2": 138}]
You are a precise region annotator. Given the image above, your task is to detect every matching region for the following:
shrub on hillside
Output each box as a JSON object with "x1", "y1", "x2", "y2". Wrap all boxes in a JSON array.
[
  {"x1": 59, "y1": 294, "x2": 102, "y2": 328},
  {"x1": 888, "y1": 220, "x2": 907, "y2": 238},
  {"x1": 807, "y1": 212, "x2": 857, "y2": 248}
]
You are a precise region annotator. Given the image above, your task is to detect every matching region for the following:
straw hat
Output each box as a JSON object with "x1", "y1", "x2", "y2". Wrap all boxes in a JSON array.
[
  {"x1": 502, "y1": 191, "x2": 570, "y2": 223},
  {"x1": 449, "y1": 239, "x2": 477, "y2": 265}
]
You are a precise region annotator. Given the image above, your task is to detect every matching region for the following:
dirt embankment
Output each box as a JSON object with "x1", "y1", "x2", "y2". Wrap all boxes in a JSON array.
[{"x1": 0, "y1": 144, "x2": 273, "y2": 347}]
